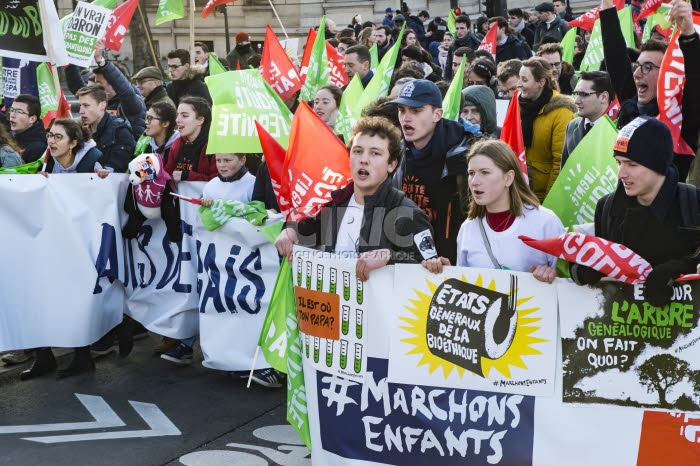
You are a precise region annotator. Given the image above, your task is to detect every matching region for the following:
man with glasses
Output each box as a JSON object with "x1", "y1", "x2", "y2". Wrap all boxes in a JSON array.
[
  {"x1": 601, "y1": 0, "x2": 699, "y2": 180},
  {"x1": 537, "y1": 43, "x2": 577, "y2": 95},
  {"x1": 8, "y1": 94, "x2": 47, "y2": 163},
  {"x1": 166, "y1": 49, "x2": 212, "y2": 108},
  {"x1": 561, "y1": 71, "x2": 615, "y2": 167},
  {"x1": 131, "y1": 66, "x2": 174, "y2": 109}
]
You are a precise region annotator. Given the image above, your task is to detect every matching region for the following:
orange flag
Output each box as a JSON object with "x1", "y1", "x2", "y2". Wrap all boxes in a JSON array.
[
  {"x1": 500, "y1": 90, "x2": 528, "y2": 181},
  {"x1": 260, "y1": 25, "x2": 302, "y2": 101},
  {"x1": 283, "y1": 101, "x2": 352, "y2": 221},
  {"x1": 477, "y1": 21, "x2": 498, "y2": 58},
  {"x1": 255, "y1": 120, "x2": 292, "y2": 213},
  {"x1": 299, "y1": 28, "x2": 348, "y2": 87}
]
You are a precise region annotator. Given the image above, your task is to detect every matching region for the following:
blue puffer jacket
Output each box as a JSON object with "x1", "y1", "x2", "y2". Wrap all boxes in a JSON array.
[{"x1": 65, "y1": 62, "x2": 146, "y2": 140}]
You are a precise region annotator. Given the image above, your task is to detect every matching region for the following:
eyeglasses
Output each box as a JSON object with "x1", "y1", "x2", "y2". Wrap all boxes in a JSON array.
[
  {"x1": 167, "y1": 64, "x2": 183, "y2": 70},
  {"x1": 145, "y1": 115, "x2": 162, "y2": 122},
  {"x1": 46, "y1": 132, "x2": 65, "y2": 141},
  {"x1": 571, "y1": 90, "x2": 600, "y2": 98},
  {"x1": 9, "y1": 107, "x2": 29, "y2": 116},
  {"x1": 550, "y1": 61, "x2": 562, "y2": 68},
  {"x1": 631, "y1": 61, "x2": 660, "y2": 75}
]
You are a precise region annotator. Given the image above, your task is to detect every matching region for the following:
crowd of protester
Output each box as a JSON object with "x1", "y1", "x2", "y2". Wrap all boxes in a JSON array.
[{"x1": 1, "y1": 0, "x2": 699, "y2": 396}]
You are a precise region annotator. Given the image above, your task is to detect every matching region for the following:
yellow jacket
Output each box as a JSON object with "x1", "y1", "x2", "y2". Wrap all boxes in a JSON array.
[{"x1": 525, "y1": 91, "x2": 576, "y2": 201}]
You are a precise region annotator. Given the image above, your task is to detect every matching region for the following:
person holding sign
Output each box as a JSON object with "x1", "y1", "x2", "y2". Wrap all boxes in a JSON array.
[
  {"x1": 275, "y1": 116, "x2": 437, "y2": 281},
  {"x1": 423, "y1": 139, "x2": 564, "y2": 283}
]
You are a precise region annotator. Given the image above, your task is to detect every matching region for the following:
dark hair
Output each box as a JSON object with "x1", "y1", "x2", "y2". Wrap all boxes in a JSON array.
[
  {"x1": 435, "y1": 81, "x2": 451, "y2": 99},
  {"x1": 579, "y1": 70, "x2": 615, "y2": 102},
  {"x1": 361, "y1": 21, "x2": 375, "y2": 29},
  {"x1": 469, "y1": 58, "x2": 496, "y2": 82},
  {"x1": 150, "y1": 101, "x2": 177, "y2": 139},
  {"x1": 639, "y1": 39, "x2": 668, "y2": 54},
  {"x1": 336, "y1": 28, "x2": 356, "y2": 40},
  {"x1": 521, "y1": 56, "x2": 558, "y2": 92},
  {"x1": 345, "y1": 45, "x2": 371, "y2": 65},
  {"x1": 179, "y1": 96, "x2": 211, "y2": 127},
  {"x1": 12, "y1": 94, "x2": 41, "y2": 118},
  {"x1": 419, "y1": 10, "x2": 430, "y2": 18},
  {"x1": 361, "y1": 96, "x2": 401, "y2": 130},
  {"x1": 454, "y1": 47, "x2": 476, "y2": 63},
  {"x1": 488, "y1": 16, "x2": 508, "y2": 30},
  {"x1": 327, "y1": 38, "x2": 340, "y2": 48},
  {"x1": 339, "y1": 37, "x2": 358, "y2": 47},
  {"x1": 348, "y1": 116, "x2": 402, "y2": 166},
  {"x1": 0, "y1": 123, "x2": 21, "y2": 154},
  {"x1": 455, "y1": 14, "x2": 471, "y2": 28},
  {"x1": 377, "y1": 25, "x2": 392, "y2": 37},
  {"x1": 497, "y1": 59, "x2": 523, "y2": 82},
  {"x1": 390, "y1": 65, "x2": 424, "y2": 89},
  {"x1": 194, "y1": 42, "x2": 210, "y2": 53},
  {"x1": 508, "y1": 8, "x2": 524, "y2": 19},
  {"x1": 537, "y1": 42, "x2": 563, "y2": 59},
  {"x1": 167, "y1": 49, "x2": 191, "y2": 65},
  {"x1": 474, "y1": 49, "x2": 496, "y2": 64},
  {"x1": 49, "y1": 118, "x2": 90, "y2": 156},
  {"x1": 76, "y1": 83, "x2": 108, "y2": 103},
  {"x1": 316, "y1": 84, "x2": 342, "y2": 108},
  {"x1": 401, "y1": 28, "x2": 418, "y2": 47}
]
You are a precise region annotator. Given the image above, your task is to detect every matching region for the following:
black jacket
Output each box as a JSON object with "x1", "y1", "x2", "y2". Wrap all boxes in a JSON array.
[
  {"x1": 407, "y1": 15, "x2": 428, "y2": 48},
  {"x1": 294, "y1": 178, "x2": 437, "y2": 264},
  {"x1": 92, "y1": 112, "x2": 136, "y2": 173},
  {"x1": 252, "y1": 162, "x2": 280, "y2": 212},
  {"x1": 601, "y1": 7, "x2": 700, "y2": 181},
  {"x1": 14, "y1": 119, "x2": 47, "y2": 163},
  {"x1": 496, "y1": 35, "x2": 531, "y2": 64},
  {"x1": 444, "y1": 33, "x2": 483, "y2": 81},
  {"x1": 166, "y1": 75, "x2": 212, "y2": 108},
  {"x1": 393, "y1": 119, "x2": 479, "y2": 264},
  {"x1": 533, "y1": 17, "x2": 570, "y2": 51}
]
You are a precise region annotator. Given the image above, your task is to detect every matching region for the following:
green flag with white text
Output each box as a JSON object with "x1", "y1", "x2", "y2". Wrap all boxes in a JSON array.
[
  {"x1": 206, "y1": 69, "x2": 292, "y2": 154},
  {"x1": 155, "y1": 0, "x2": 184, "y2": 26},
  {"x1": 642, "y1": 5, "x2": 672, "y2": 42},
  {"x1": 134, "y1": 134, "x2": 150, "y2": 156},
  {"x1": 299, "y1": 17, "x2": 330, "y2": 102},
  {"x1": 543, "y1": 116, "x2": 619, "y2": 228},
  {"x1": 561, "y1": 27, "x2": 578, "y2": 65},
  {"x1": 442, "y1": 57, "x2": 466, "y2": 121},
  {"x1": 580, "y1": 7, "x2": 635, "y2": 72},
  {"x1": 199, "y1": 200, "x2": 268, "y2": 231}
]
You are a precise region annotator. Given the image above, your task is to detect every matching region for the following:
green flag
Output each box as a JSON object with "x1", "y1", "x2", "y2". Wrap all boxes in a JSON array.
[
  {"x1": 447, "y1": 10, "x2": 456, "y2": 37},
  {"x1": 36, "y1": 63, "x2": 59, "y2": 121},
  {"x1": 580, "y1": 8, "x2": 635, "y2": 72},
  {"x1": 199, "y1": 200, "x2": 268, "y2": 230},
  {"x1": 300, "y1": 17, "x2": 330, "y2": 102},
  {"x1": 543, "y1": 116, "x2": 619, "y2": 228},
  {"x1": 561, "y1": 27, "x2": 578, "y2": 65},
  {"x1": 618, "y1": 6, "x2": 635, "y2": 49},
  {"x1": 369, "y1": 44, "x2": 379, "y2": 72},
  {"x1": 134, "y1": 134, "x2": 150, "y2": 156},
  {"x1": 442, "y1": 56, "x2": 466, "y2": 121},
  {"x1": 642, "y1": 5, "x2": 672, "y2": 42},
  {"x1": 208, "y1": 54, "x2": 227, "y2": 75},
  {"x1": 205, "y1": 69, "x2": 293, "y2": 154},
  {"x1": 0, "y1": 154, "x2": 45, "y2": 175},
  {"x1": 334, "y1": 74, "x2": 363, "y2": 141},
  {"x1": 155, "y1": 0, "x2": 184, "y2": 26}
]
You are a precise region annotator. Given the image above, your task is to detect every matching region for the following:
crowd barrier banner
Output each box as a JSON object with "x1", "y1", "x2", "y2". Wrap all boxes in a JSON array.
[{"x1": 0, "y1": 174, "x2": 127, "y2": 351}]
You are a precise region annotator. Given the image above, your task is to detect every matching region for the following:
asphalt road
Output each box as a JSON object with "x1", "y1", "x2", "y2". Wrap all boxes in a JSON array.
[{"x1": 0, "y1": 335, "x2": 309, "y2": 466}]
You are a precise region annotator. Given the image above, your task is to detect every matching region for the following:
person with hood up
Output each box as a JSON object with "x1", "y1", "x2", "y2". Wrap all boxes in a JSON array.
[
  {"x1": 227, "y1": 32, "x2": 255, "y2": 70},
  {"x1": 462, "y1": 85, "x2": 500, "y2": 138}
]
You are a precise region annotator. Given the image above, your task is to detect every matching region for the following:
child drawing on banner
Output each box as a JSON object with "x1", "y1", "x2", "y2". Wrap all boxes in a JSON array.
[
  {"x1": 200, "y1": 153, "x2": 256, "y2": 206},
  {"x1": 422, "y1": 139, "x2": 565, "y2": 283}
]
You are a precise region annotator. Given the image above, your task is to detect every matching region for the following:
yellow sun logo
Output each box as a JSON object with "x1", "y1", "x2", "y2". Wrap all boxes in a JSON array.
[{"x1": 399, "y1": 274, "x2": 547, "y2": 379}]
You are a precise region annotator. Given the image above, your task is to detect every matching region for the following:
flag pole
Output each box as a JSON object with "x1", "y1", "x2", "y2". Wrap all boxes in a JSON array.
[
  {"x1": 37, "y1": 0, "x2": 62, "y2": 122},
  {"x1": 267, "y1": 0, "x2": 289, "y2": 40},
  {"x1": 190, "y1": 0, "x2": 196, "y2": 55},
  {"x1": 137, "y1": 3, "x2": 161, "y2": 69}
]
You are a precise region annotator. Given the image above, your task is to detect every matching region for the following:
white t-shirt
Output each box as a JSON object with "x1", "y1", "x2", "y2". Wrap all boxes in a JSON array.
[
  {"x1": 334, "y1": 194, "x2": 364, "y2": 257},
  {"x1": 202, "y1": 172, "x2": 256, "y2": 203},
  {"x1": 456, "y1": 205, "x2": 565, "y2": 271}
]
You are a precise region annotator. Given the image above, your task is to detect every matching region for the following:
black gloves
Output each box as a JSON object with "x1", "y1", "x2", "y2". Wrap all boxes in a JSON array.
[
  {"x1": 570, "y1": 263, "x2": 605, "y2": 286},
  {"x1": 644, "y1": 260, "x2": 688, "y2": 307}
]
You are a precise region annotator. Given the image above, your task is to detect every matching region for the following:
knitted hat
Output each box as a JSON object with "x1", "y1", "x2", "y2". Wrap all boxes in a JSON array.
[
  {"x1": 613, "y1": 116, "x2": 674, "y2": 175},
  {"x1": 235, "y1": 31, "x2": 250, "y2": 44}
]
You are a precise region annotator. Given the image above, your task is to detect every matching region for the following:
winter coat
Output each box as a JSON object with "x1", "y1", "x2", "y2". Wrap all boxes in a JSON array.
[
  {"x1": 495, "y1": 35, "x2": 531, "y2": 64},
  {"x1": 45, "y1": 143, "x2": 102, "y2": 174},
  {"x1": 147, "y1": 130, "x2": 180, "y2": 166},
  {"x1": 407, "y1": 15, "x2": 428, "y2": 48},
  {"x1": 92, "y1": 112, "x2": 136, "y2": 173},
  {"x1": 144, "y1": 85, "x2": 175, "y2": 109},
  {"x1": 166, "y1": 67, "x2": 212, "y2": 108},
  {"x1": 13, "y1": 119, "x2": 47, "y2": 163},
  {"x1": 294, "y1": 177, "x2": 437, "y2": 264},
  {"x1": 164, "y1": 132, "x2": 217, "y2": 182},
  {"x1": 444, "y1": 33, "x2": 483, "y2": 80},
  {"x1": 462, "y1": 85, "x2": 498, "y2": 137},
  {"x1": 524, "y1": 91, "x2": 576, "y2": 201},
  {"x1": 226, "y1": 43, "x2": 255, "y2": 71},
  {"x1": 252, "y1": 162, "x2": 280, "y2": 212},
  {"x1": 533, "y1": 17, "x2": 570, "y2": 51},
  {"x1": 0, "y1": 145, "x2": 23, "y2": 167}
]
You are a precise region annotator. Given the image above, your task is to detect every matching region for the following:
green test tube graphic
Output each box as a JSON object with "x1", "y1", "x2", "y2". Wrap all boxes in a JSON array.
[
  {"x1": 341, "y1": 305, "x2": 350, "y2": 335},
  {"x1": 325, "y1": 340, "x2": 334, "y2": 367},
  {"x1": 313, "y1": 337, "x2": 320, "y2": 363},
  {"x1": 343, "y1": 271, "x2": 351, "y2": 300},
  {"x1": 304, "y1": 334, "x2": 310, "y2": 358},
  {"x1": 305, "y1": 261, "x2": 312, "y2": 289},
  {"x1": 355, "y1": 309, "x2": 363, "y2": 339},
  {"x1": 356, "y1": 277, "x2": 364, "y2": 304},
  {"x1": 316, "y1": 264, "x2": 324, "y2": 291},
  {"x1": 353, "y1": 343, "x2": 363, "y2": 373},
  {"x1": 340, "y1": 340, "x2": 348, "y2": 369},
  {"x1": 296, "y1": 256, "x2": 303, "y2": 286},
  {"x1": 329, "y1": 268, "x2": 337, "y2": 294}
]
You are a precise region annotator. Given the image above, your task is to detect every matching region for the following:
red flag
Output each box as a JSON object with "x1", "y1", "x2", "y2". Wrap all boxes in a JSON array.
[
  {"x1": 255, "y1": 120, "x2": 292, "y2": 213},
  {"x1": 656, "y1": 16, "x2": 700, "y2": 157},
  {"x1": 103, "y1": 0, "x2": 139, "y2": 52},
  {"x1": 568, "y1": 6, "x2": 601, "y2": 31},
  {"x1": 637, "y1": 0, "x2": 664, "y2": 20},
  {"x1": 633, "y1": 12, "x2": 643, "y2": 37},
  {"x1": 477, "y1": 21, "x2": 498, "y2": 57},
  {"x1": 283, "y1": 101, "x2": 352, "y2": 221},
  {"x1": 299, "y1": 28, "x2": 348, "y2": 87},
  {"x1": 201, "y1": 0, "x2": 238, "y2": 19},
  {"x1": 637, "y1": 411, "x2": 700, "y2": 466},
  {"x1": 519, "y1": 233, "x2": 652, "y2": 284},
  {"x1": 500, "y1": 90, "x2": 528, "y2": 181},
  {"x1": 605, "y1": 97, "x2": 621, "y2": 121},
  {"x1": 260, "y1": 26, "x2": 302, "y2": 101}
]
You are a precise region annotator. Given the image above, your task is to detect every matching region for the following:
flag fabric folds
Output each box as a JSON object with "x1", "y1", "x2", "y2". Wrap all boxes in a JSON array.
[
  {"x1": 156, "y1": 0, "x2": 184, "y2": 25},
  {"x1": 103, "y1": 0, "x2": 139, "y2": 52},
  {"x1": 500, "y1": 91, "x2": 528, "y2": 181},
  {"x1": 260, "y1": 26, "x2": 303, "y2": 101},
  {"x1": 201, "y1": 0, "x2": 238, "y2": 19}
]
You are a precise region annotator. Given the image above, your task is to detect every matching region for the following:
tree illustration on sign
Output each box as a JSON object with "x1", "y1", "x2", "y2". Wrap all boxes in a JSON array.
[{"x1": 636, "y1": 354, "x2": 690, "y2": 407}]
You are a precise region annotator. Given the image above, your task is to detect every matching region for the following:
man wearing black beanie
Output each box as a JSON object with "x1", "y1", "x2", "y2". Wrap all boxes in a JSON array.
[{"x1": 572, "y1": 116, "x2": 700, "y2": 306}]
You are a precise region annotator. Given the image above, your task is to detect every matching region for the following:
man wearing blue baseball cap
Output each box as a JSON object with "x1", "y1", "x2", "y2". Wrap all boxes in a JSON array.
[
  {"x1": 390, "y1": 79, "x2": 481, "y2": 264},
  {"x1": 383, "y1": 7, "x2": 395, "y2": 28}
]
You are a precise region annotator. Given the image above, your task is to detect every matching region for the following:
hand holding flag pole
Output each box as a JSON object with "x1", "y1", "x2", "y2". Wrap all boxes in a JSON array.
[{"x1": 170, "y1": 192, "x2": 203, "y2": 205}]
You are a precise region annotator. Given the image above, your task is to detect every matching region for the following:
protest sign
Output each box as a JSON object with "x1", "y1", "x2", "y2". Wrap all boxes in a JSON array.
[
  {"x1": 559, "y1": 279, "x2": 700, "y2": 410},
  {"x1": 206, "y1": 69, "x2": 293, "y2": 154},
  {"x1": 64, "y1": 1, "x2": 111, "y2": 68},
  {"x1": 0, "y1": 0, "x2": 68, "y2": 65},
  {"x1": 388, "y1": 267, "x2": 557, "y2": 396}
]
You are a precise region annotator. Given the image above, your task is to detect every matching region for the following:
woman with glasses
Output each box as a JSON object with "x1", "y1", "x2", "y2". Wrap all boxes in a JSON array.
[
  {"x1": 21, "y1": 119, "x2": 104, "y2": 381},
  {"x1": 0, "y1": 124, "x2": 23, "y2": 168},
  {"x1": 518, "y1": 56, "x2": 575, "y2": 202},
  {"x1": 465, "y1": 58, "x2": 499, "y2": 97},
  {"x1": 143, "y1": 101, "x2": 179, "y2": 165}
]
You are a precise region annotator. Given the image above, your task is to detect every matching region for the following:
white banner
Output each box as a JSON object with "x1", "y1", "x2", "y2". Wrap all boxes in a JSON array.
[{"x1": 0, "y1": 174, "x2": 127, "y2": 351}]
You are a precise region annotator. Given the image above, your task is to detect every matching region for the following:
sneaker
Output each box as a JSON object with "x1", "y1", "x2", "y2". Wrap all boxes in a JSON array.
[
  {"x1": 250, "y1": 368, "x2": 286, "y2": 388},
  {"x1": 90, "y1": 333, "x2": 116, "y2": 357},
  {"x1": 2, "y1": 350, "x2": 33, "y2": 365},
  {"x1": 160, "y1": 342, "x2": 193, "y2": 365},
  {"x1": 154, "y1": 337, "x2": 179, "y2": 355}
]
